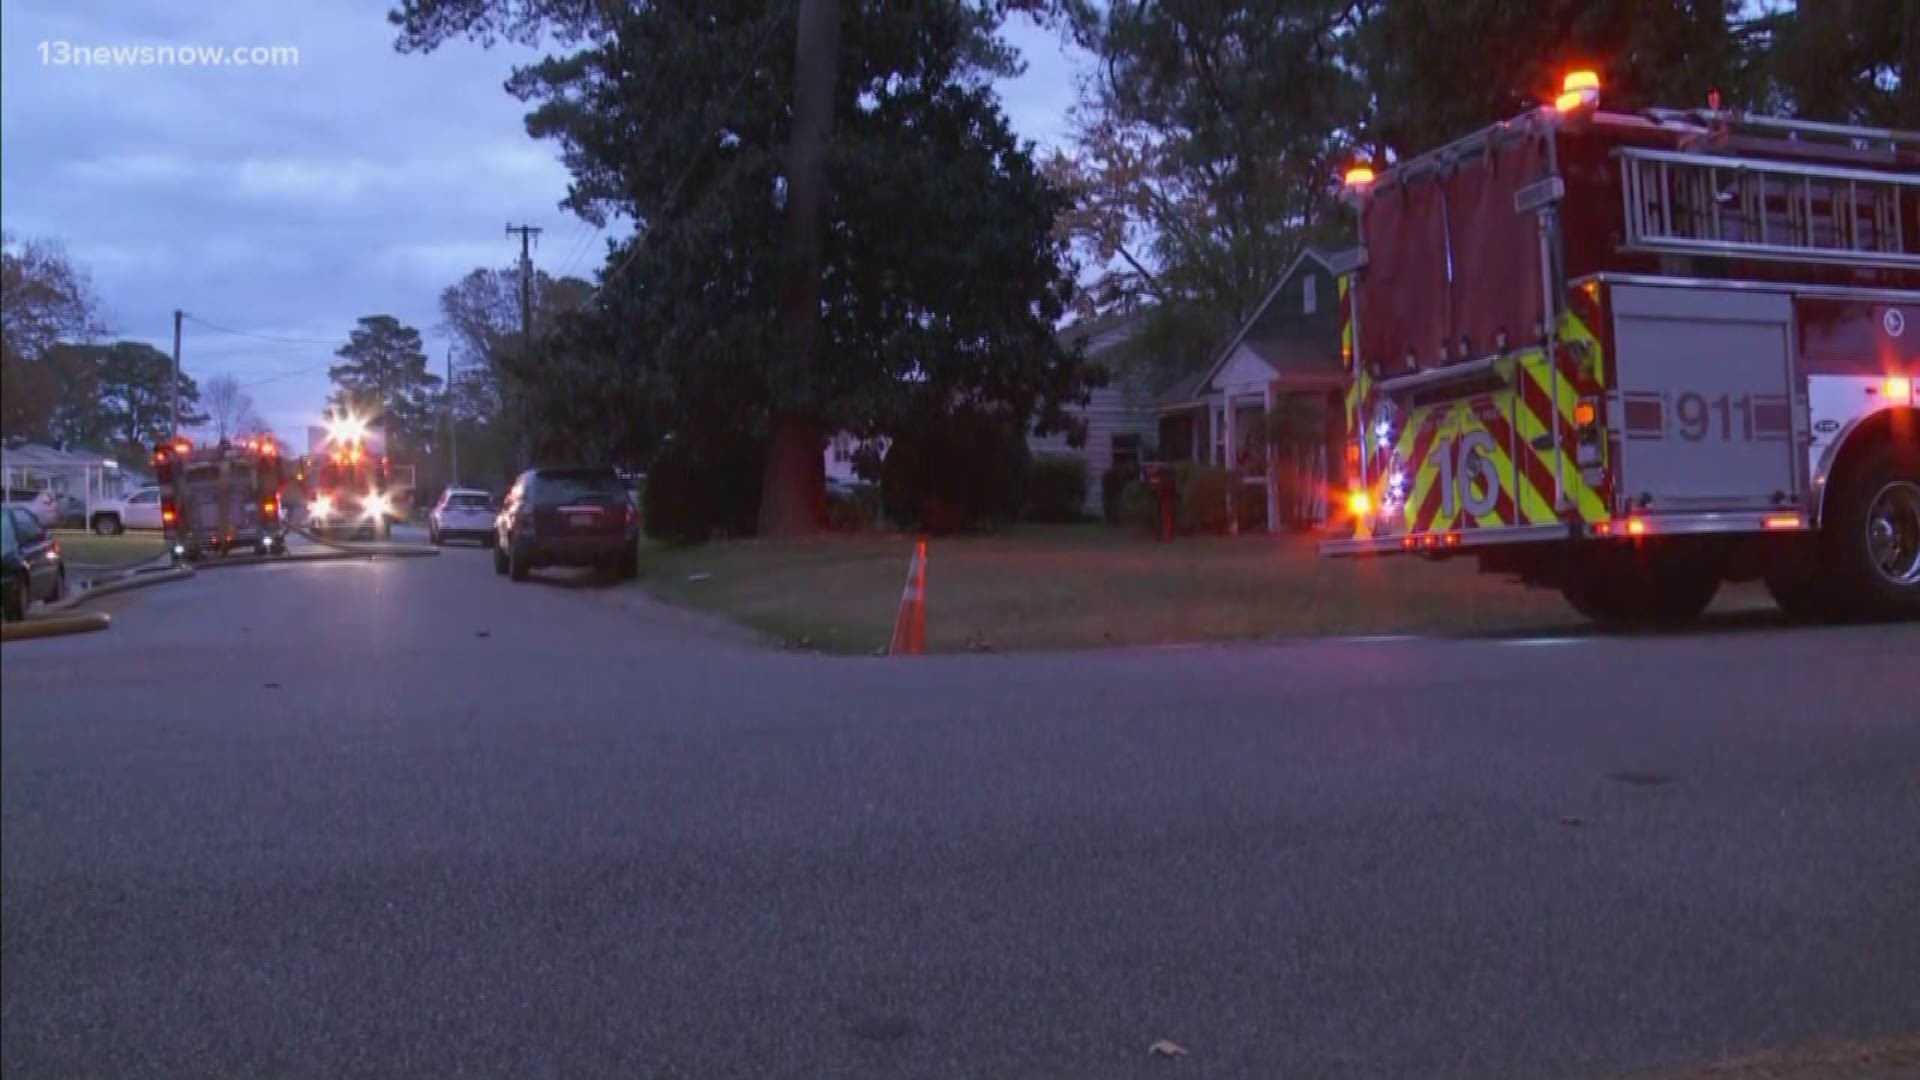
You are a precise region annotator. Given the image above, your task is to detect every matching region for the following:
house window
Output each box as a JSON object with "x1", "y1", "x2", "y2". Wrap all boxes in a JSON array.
[
  {"x1": 1302, "y1": 273, "x2": 1318, "y2": 315},
  {"x1": 1112, "y1": 433, "x2": 1142, "y2": 469}
]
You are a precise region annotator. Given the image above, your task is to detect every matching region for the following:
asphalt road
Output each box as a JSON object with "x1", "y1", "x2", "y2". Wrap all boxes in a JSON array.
[{"x1": 3, "y1": 547, "x2": 1917, "y2": 1079}]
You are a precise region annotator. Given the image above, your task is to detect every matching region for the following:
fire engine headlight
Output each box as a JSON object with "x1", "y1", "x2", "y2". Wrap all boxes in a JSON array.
[
  {"x1": 311, "y1": 495, "x2": 333, "y2": 521},
  {"x1": 364, "y1": 492, "x2": 390, "y2": 520}
]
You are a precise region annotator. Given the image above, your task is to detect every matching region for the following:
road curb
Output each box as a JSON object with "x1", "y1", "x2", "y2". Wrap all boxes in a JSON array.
[
  {"x1": 64, "y1": 554, "x2": 173, "y2": 574},
  {"x1": 40, "y1": 566, "x2": 196, "y2": 615},
  {"x1": 2, "y1": 610, "x2": 113, "y2": 641}
]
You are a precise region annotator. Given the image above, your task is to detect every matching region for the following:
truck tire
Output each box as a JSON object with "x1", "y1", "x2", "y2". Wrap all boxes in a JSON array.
[
  {"x1": 91, "y1": 514, "x2": 122, "y2": 536},
  {"x1": 1560, "y1": 543, "x2": 1721, "y2": 629},
  {"x1": 493, "y1": 545, "x2": 508, "y2": 576},
  {"x1": 1821, "y1": 442, "x2": 1920, "y2": 620},
  {"x1": 508, "y1": 544, "x2": 529, "y2": 582},
  {"x1": 2, "y1": 579, "x2": 24, "y2": 622}
]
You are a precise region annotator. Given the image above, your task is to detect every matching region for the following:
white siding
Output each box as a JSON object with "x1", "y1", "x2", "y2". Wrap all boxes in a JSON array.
[{"x1": 1030, "y1": 378, "x2": 1160, "y2": 514}]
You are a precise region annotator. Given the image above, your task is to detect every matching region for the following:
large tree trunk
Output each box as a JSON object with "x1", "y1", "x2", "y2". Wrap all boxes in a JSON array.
[{"x1": 758, "y1": 0, "x2": 839, "y2": 539}]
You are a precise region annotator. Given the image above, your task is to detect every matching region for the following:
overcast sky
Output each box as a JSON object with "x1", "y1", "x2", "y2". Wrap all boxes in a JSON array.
[{"x1": 0, "y1": 0, "x2": 1084, "y2": 443}]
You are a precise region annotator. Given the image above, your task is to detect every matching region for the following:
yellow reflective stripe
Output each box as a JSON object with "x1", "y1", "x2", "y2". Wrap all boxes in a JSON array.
[{"x1": 1400, "y1": 407, "x2": 1443, "y2": 530}]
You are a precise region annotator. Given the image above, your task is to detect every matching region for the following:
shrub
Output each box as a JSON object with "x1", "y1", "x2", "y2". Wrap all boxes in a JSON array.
[
  {"x1": 643, "y1": 435, "x2": 765, "y2": 542},
  {"x1": 1176, "y1": 463, "x2": 1231, "y2": 535},
  {"x1": 1027, "y1": 455, "x2": 1089, "y2": 522},
  {"x1": 881, "y1": 410, "x2": 1031, "y2": 533},
  {"x1": 825, "y1": 483, "x2": 883, "y2": 532},
  {"x1": 1101, "y1": 463, "x2": 1140, "y2": 525},
  {"x1": 1235, "y1": 480, "x2": 1268, "y2": 533}
]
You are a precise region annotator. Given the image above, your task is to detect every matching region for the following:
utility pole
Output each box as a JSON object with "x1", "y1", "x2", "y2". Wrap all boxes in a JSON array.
[
  {"x1": 505, "y1": 223, "x2": 542, "y2": 470},
  {"x1": 446, "y1": 348, "x2": 459, "y2": 487},
  {"x1": 505, "y1": 223, "x2": 543, "y2": 342},
  {"x1": 170, "y1": 309, "x2": 183, "y2": 437},
  {"x1": 758, "y1": 0, "x2": 839, "y2": 538}
]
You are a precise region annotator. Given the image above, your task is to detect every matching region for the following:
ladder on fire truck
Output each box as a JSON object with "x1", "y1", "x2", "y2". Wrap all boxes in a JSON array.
[{"x1": 1615, "y1": 110, "x2": 1920, "y2": 271}]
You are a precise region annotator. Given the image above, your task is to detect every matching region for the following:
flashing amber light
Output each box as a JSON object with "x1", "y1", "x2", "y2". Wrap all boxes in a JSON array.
[
  {"x1": 1574, "y1": 401, "x2": 1598, "y2": 427},
  {"x1": 172, "y1": 438, "x2": 192, "y2": 454},
  {"x1": 1763, "y1": 514, "x2": 1803, "y2": 530},
  {"x1": 1343, "y1": 165, "x2": 1375, "y2": 189},
  {"x1": 161, "y1": 508, "x2": 177, "y2": 525},
  {"x1": 1625, "y1": 518, "x2": 1648, "y2": 537},
  {"x1": 1555, "y1": 71, "x2": 1601, "y2": 115},
  {"x1": 1346, "y1": 489, "x2": 1373, "y2": 517},
  {"x1": 262, "y1": 498, "x2": 279, "y2": 516},
  {"x1": 1884, "y1": 376, "x2": 1913, "y2": 402}
]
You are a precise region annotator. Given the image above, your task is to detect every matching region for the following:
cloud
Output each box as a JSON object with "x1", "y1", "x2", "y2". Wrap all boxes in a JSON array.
[{"x1": 1, "y1": 0, "x2": 1088, "y2": 445}]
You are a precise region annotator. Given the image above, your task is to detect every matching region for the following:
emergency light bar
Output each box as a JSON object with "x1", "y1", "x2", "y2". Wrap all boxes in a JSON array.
[{"x1": 1555, "y1": 70, "x2": 1601, "y2": 114}]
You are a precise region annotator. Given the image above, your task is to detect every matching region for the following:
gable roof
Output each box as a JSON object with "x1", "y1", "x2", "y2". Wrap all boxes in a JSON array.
[{"x1": 1188, "y1": 246, "x2": 1337, "y2": 398}]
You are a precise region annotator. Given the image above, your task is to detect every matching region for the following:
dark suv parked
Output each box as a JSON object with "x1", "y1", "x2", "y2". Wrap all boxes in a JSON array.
[{"x1": 493, "y1": 467, "x2": 639, "y2": 582}]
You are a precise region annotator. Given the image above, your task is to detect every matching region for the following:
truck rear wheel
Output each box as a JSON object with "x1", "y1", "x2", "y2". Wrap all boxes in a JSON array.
[
  {"x1": 1560, "y1": 543, "x2": 1721, "y2": 629},
  {"x1": 1822, "y1": 443, "x2": 1920, "y2": 620}
]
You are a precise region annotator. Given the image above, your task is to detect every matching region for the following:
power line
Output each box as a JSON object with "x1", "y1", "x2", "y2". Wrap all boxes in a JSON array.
[
  {"x1": 239, "y1": 362, "x2": 335, "y2": 389},
  {"x1": 585, "y1": 3, "x2": 789, "y2": 308},
  {"x1": 181, "y1": 313, "x2": 346, "y2": 346}
]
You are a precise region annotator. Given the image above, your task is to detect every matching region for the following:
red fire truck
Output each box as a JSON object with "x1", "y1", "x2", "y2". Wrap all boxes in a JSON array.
[
  {"x1": 152, "y1": 436, "x2": 288, "y2": 561},
  {"x1": 1324, "y1": 73, "x2": 1918, "y2": 625},
  {"x1": 300, "y1": 415, "x2": 394, "y2": 541}
]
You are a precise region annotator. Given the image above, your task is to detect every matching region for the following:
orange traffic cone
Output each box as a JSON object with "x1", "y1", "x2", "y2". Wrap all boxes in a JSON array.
[{"x1": 888, "y1": 539, "x2": 927, "y2": 656}]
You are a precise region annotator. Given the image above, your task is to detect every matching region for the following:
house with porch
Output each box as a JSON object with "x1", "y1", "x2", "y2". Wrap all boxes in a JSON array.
[
  {"x1": 1027, "y1": 306, "x2": 1165, "y2": 514},
  {"x1": 1153, "y1": 247, "x2": 1349, "y2": 532}
]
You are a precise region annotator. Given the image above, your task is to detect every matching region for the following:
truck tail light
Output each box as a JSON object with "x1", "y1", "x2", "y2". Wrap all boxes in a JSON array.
[
  {"x1": 1346, "y1": 489, "x2": 1372, "y2": 517},
  {"x1": 1574, "y1": 396, "x2": 1603, "y2": 468},
  {"x1": 263, "y1": 498, "x2": 279, "y2": 517},
  {"x1": 161, "y1": 506, "x2": 177, "y2": 526},
  {"x1": 1884, "y1": 376, "x2": 1913, "y2": 403}
]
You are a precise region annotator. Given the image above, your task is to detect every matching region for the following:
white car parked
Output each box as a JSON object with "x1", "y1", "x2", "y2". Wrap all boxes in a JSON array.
[
  {"x1": 428, "y1": 487, "x2": 497, "y2": 546},
  {"x1": 88, "y1": 486, "x2": 165, "y2": 534}
]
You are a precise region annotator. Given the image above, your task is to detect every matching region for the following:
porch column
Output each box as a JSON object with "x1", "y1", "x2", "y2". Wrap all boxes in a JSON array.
[
  {"x1": 1222, "y1": 394, "x2": 1237, "y2": 535},
  {"x1": 1263, "y1": 383, "x2": 1279, "y2": 534}
]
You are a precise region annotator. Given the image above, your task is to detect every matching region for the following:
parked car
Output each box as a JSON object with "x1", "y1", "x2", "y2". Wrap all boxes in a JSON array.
[
  {"x1": 493, "y1": 467, "x2": 639, "y2": 582},
  {"x1": 429, "y1": 487, "x2": 497, "y2": 546},
  {"x1": 2, "y1": 487, "x2": 60, "y2": 529},
  {"x1": 88, "y1": 486, "x2": 165, "y2": 534},
  {"x1": 2, "y1": 507, "x2": 65, "y2": 621}
]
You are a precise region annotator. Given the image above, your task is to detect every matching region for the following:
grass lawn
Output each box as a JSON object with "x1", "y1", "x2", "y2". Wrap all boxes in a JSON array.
[
  {"x1": 638, "y1": 524, "x2": 1644, "y2": 654},
  {"x1": 52, "y1": 530, "x2": 167, "y2": 568}
]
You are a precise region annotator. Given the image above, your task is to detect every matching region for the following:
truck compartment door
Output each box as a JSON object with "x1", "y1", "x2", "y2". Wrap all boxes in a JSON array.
[{"x1": 1609, "y1": 285, "x2": 1801, "y2": 513}]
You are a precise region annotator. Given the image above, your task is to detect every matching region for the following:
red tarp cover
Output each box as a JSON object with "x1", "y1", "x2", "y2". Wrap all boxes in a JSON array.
[{"x1": 1359, "y1": 136, "x2": 1549, "y2": 373}]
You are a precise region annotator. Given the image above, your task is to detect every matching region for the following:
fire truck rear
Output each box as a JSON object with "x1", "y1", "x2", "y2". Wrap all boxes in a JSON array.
[
  {"x1": 152, "y1": 436, "x2": 288, "y2": 561},
  {"x1": 1324, "y1": 74, "x2": 1918, "y2": 624}
]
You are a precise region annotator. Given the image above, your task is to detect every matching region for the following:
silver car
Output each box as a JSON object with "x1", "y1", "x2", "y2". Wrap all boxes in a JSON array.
[{"x1": 429, "y1": 487, "x2": 497, "y2": 546}]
